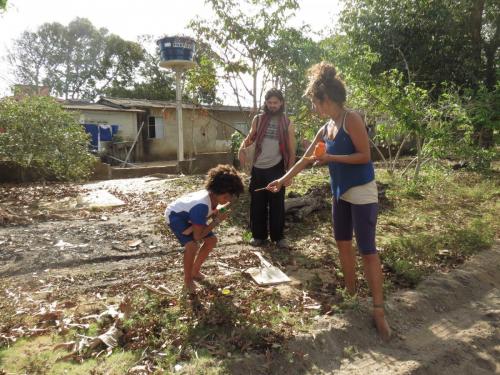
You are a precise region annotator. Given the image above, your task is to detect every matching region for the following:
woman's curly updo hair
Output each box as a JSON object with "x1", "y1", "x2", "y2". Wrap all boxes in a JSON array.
[
  {"x1": 205, "y1": 164, "x2": 244, "y2": 197},
  {"x1": 305, "y1": 62, "x2": 346, "y2": 105}
]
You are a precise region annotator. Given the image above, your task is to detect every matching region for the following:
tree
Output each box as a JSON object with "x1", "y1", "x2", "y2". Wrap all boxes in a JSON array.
[
  {"x1": 104, "y1": 35, "x2": 176, "y2": 101},
  {"x1": 0, "y1": 0, "x2": 7, "y2": 11},
  {"x1": 289, "y1": 34, "x2": 380, "y2": 143},
  {"x1": 266, "y1": 27, "x2": 323, "y2": 114},
  {"x1": 339, "y1": 0, "x2": 499, "y2": 150},
  {"x1": 340, "y1": 0, "x2": 499, "y2": 91},
  {"x1": 0, "y1": 96, "x2": 96, "y2": 180},
  {"x1": 189, "y1": 0, "x2": 299, "y2": 111},
  {"x1": 185, "y1": 47, "x2": 220, "y2": 105},
  {"x1": 8, "y1": 18, "x2": 144, "y2": 99}
]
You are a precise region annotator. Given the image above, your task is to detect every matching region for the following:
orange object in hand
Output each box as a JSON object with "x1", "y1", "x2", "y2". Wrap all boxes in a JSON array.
[{"x1": 313, "y1": 141, "x2": 326, "y2": 157}]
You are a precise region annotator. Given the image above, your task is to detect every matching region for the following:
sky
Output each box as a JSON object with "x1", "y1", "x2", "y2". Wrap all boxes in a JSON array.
[{"x1": 0, "y1": 0, "x2": 342, "y2": 103}]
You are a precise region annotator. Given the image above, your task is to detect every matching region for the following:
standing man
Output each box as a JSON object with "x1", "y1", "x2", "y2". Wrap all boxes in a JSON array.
[{"x1": 238, "y1": 89, "x2": 296, "y2": 249}]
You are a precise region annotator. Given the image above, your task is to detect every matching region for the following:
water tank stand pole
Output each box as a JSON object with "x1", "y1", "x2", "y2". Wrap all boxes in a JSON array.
[{"x1": 175, "y1": 69, "x2": 184, "y2": 162}]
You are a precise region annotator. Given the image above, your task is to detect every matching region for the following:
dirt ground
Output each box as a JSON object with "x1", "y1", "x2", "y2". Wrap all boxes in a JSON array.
[
  {"x1": 244, "y1": 244, "x2": 500, "y2": 375},
  {"x1": 0, "y1": 176, "x2": 498, "y2": 374}
]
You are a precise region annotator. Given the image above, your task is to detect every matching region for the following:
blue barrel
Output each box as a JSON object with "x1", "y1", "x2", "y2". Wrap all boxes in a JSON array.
[{"x1": 157, "y1": 36, "x2": 195, "y2": 62}]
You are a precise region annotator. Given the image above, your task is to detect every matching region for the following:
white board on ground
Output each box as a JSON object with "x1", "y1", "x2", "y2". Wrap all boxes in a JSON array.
[
  {"x1": 246, "y1": 251, "x2": 290, "y2": 286},
  {"x1": 77, "y1": 190, "x2": 125, "y2": 209}
]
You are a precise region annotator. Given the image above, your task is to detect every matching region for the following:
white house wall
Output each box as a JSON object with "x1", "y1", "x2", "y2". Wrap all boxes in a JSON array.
[
  {"x1": 79, "y1": 110, "x2": 137, "y2": 139},
  {"x1": 145, "y1": 108, "x2": 251, "y2": 160}
]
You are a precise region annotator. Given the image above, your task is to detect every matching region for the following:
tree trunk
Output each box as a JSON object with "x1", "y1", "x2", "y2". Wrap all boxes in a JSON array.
[
  {"x1": 252, "y1": 60, "x2": 258, "y2": 111},
  {"x1": 470, "y1": 0, "x2": 485, "y2": 83},
  {"x1": 484, "y1": 11, "x2": 499, "y2": 90},
  {"x1": 413, "y1": 133, "x2": 422, "y2": 182}
]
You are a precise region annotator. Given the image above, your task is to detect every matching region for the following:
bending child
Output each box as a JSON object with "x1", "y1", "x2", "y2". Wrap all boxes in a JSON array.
[{"x1": 165, "y1": 165, "x2": 244, "y2": 293}]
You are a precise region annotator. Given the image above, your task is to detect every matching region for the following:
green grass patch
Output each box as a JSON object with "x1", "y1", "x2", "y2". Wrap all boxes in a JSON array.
[
  {"x1": 0, "y1": 335, "x2": 138, "y2": 374},
  {"x1": 377, "y1": 164, "x2": 498, "y2": 286}
]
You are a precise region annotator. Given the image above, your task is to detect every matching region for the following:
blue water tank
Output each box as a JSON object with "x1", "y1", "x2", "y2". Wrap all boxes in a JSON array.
[{"x1": 157, "y1": 36, "x2": 196, "y2": 63}]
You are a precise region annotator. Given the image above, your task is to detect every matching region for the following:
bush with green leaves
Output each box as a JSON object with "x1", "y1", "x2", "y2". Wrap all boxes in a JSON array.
[
  {"x1": 230, "y1": 131, "x2": 244, "y2": 155},
  {"x1": 0, "y1": 96, "x2": 96, "y2": 180}
]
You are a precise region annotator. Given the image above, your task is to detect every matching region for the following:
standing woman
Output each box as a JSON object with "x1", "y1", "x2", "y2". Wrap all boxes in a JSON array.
[{"x1": 267, "y1": 63, "x2": 391, "y2": 340}]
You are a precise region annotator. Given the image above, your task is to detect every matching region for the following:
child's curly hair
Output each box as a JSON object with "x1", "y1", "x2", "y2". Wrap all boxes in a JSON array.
[{"x1": 205, "y1": 164, "x2": 244, "y2": 197}]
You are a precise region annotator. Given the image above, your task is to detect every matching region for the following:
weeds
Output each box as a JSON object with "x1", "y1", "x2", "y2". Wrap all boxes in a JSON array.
[
  {"x1": 380, "y1": 218, "x2": 495, "y2": 286},
  {"x1": 338, "y1": 289, "x2": 361, "y2": 312},
  {"x1": 121, "y1": 278, "x2": 298, "y2": 370},
  {"x1": 0, "y1": 163, "x2": 497, "y2": 373},
  {"x1": 343, "y1": 345, "x2": 360, "y2": 360}
]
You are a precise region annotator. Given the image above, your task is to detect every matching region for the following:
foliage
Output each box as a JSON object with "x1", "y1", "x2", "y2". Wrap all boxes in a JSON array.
[
  {"x1": 422, "y1": 84, "x2": 496, "y2": 170},
  {"x1": 8, "y1": 18, "x2": 144, "y2": 100},
  {"x1": 290, "y1": 34, "x2": 381, "y2": 143},
  {"x1": 0, "y1": 96, "x2": 95, "y2": 180},
  {"x1": 463, "y1": 82, "x2": 500, "y2": 151},
  {"x1": 340, "y1": 67, "x2": 494, "y2": 179},
  {"x1": 0, "y1": 0, "x2": 6, "y2": 10},
  {"x1": 340, "y1": 0, "x2": 499, "y2": 91},
  {"x1": 338, "y1": 0, "x2": 499, "y2": 153},
  {"x1": 104, "y1": 34, "x2": 176, "y2": 101},
  {"x1": 266, "y1": 27, "x2": 324, "y2": 114},
  {"x1": 184, "y1": 45, "x2": 220, "y2": 105},
  {"x1": 377, "y1": 165, "x2": 498, "y2": 287},
  {"x1": 230, "y1": 131, "x2": 244, "y2": 155},
  {"x1": 189, "y1": 0, "x2": 300, "y2": 111}
]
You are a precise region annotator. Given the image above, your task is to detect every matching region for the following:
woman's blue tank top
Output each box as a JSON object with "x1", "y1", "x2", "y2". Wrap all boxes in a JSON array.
[{"x1": 322, "y1": 112, "x2": 375, "y2": 200}]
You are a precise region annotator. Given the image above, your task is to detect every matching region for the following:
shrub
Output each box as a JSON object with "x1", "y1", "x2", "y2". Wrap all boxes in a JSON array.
[{"x1": 0, "y1": 96, "x2": 95, "y2": 180}]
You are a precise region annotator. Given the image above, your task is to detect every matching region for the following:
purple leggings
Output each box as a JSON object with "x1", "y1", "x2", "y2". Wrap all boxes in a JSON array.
[{"x1": 332, "y1": 198, "x2": 378, "y2": 255}]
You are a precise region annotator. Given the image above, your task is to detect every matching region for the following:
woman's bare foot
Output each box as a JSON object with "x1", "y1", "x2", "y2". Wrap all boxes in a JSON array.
[{"x1": 373, "y1": 305, "x2": 392, "y2": 342}]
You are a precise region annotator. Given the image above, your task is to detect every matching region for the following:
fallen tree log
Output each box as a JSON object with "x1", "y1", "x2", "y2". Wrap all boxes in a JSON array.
[
  {"x1": 284, "y1": 184, "x2": 329, "y2": 221},
  {"x1": 284, "y1": 181, "x2": 389, "y2": 221},
  {"x1": 285, "y1": 196, "x2": 325, "y2": 221}
]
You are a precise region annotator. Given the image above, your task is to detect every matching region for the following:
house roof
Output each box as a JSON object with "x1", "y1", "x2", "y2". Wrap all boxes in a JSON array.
[
  {"x1": 98, "y1": 97, "x2": 253, "y2": 113},
  {"x1": 62, "y1": 100, "x2": 144, "y2": 113}
]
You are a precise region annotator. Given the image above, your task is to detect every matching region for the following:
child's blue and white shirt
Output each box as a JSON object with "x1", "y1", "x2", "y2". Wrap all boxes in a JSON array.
[{"x1": 165, "y1": 189, "x2": 214, "y2": 226}]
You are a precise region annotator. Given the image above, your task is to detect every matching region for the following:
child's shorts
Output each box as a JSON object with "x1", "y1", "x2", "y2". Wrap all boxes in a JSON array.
[
  {"x1": 332, "y1": 198, "x2": 378, "y2": 255},
  {"x1": 168, "y1": 214, "x2": 214, "y2": 246}
]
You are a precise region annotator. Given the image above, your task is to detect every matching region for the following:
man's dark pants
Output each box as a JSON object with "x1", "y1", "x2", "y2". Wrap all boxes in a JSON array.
[{"x1": 249, "y1": 160, "x2": 285, "y2": 242}]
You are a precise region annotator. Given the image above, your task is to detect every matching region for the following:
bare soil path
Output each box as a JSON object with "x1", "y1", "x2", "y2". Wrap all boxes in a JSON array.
[{"x1": 232, "y1": 243, "x2": 500, "y2": 375}]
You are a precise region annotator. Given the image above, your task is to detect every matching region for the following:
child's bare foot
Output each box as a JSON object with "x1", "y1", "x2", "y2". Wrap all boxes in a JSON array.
[
  {"x1": 183, "y1": 281, "x2": 197, "y2": 294},
  {"x1": 192, "y1": 271, "x2": 206, "y2": 282},
  {"x1": 373, "y1": 305, "x2": 392, "y2": 342}
]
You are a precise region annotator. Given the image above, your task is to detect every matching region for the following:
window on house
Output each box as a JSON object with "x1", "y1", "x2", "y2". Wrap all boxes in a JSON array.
[{"x1": 148, "y1": 116, "x2": 164, "y2": 139}]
